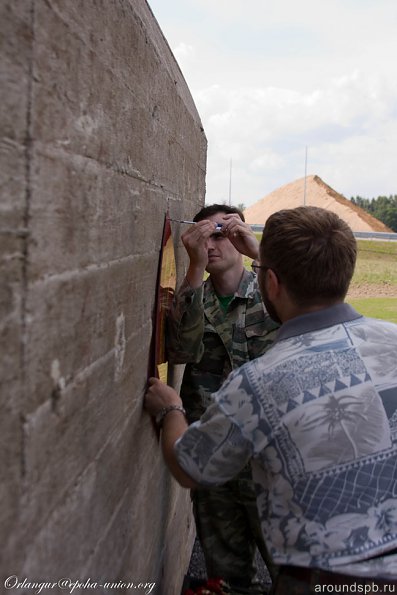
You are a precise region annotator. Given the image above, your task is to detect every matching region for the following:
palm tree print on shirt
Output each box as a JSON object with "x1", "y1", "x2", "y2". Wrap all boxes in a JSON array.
[{"x1": 286, "y1": 387, "x2": 391, "y2": 472}]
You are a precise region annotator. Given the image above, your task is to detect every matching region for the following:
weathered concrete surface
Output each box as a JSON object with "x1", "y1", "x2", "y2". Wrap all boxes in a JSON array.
[{"x1": 0, "y1": 1, "x2": 206, "y2": 593}]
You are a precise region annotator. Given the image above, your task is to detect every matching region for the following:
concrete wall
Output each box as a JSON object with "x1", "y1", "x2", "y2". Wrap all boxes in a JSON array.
[{"x1": 0, "y1": 1, "x2": 206, "y2": 593}]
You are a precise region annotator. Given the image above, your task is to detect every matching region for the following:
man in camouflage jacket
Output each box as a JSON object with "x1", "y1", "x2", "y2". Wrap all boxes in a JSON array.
[{"x1": 166, "y1": 205, "x2": 278, "y2": 594}]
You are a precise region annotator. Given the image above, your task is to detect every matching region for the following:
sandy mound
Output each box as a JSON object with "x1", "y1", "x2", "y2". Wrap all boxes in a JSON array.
[{"x1": 244, "y1": 175, "x2": 392, "y2": 233}]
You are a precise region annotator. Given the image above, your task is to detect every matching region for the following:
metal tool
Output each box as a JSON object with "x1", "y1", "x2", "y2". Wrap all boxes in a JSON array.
[{"x1": 170, "y1": 219, "x2": 223, "y2": 230}]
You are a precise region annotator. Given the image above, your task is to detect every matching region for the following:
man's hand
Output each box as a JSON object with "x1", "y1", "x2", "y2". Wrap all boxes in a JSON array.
[
  {"x1": 221, "y1": 214, "x2": 259, "y2": 260},
  {"x1": 181, "y1": 220, "x2": 220, "y2": 288},
  {"x1": 144, "y1": 377, "x2": 182, "y2": 417}
]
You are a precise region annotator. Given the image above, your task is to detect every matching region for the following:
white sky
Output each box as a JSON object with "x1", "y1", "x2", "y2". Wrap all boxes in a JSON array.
[{"x1": 148, "y1": 0, "x2": 397, "y2": 208}]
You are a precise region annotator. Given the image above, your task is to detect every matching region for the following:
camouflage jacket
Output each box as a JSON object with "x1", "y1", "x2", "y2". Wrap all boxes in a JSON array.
[{"x1": 166, "y1": 269, "x2": 279, "y2": 422}]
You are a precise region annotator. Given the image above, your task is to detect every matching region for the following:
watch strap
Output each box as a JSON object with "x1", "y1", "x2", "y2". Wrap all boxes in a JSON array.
[{"x1": 155, "y1": 404, "x2": 186, "y2": 428}]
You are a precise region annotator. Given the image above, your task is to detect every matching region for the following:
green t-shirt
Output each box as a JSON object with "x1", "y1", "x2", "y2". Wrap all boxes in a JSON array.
[{"x1": 217, "y1": 294, "x2": 234, "y2": 313}]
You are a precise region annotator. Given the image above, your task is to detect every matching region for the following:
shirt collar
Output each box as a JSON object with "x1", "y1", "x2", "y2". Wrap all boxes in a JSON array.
[
  {"x1": 234, "y1": 268, "x2": 257, "y2": 299},
  {"x1": 275, "y1": 302, "x2": 363, "y2": 342}
]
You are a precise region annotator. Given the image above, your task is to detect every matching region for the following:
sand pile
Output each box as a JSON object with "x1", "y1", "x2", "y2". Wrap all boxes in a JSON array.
[{"x1": 244, "y1": 175, "x2": 392, "y2": 233}]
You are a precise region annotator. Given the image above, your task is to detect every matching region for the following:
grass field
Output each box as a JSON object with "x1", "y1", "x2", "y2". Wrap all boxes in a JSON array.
[
  {"x1": 248, "y1": 238, "x2": 397, "y2": 323},
  {"x1": 346, "y1": 240, "x2": 397, "y2": 322},
  {"x1": 350, "y1": 240, "x2": 397, "y2": 286},
  {"x1": 346, "y1": 297, "x2": 397, "y2": 323}
]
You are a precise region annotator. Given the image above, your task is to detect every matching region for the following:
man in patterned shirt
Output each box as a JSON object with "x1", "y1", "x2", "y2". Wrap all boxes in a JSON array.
[
  {"x1": 146, "y1": 206, "x2": 397, "y2": 593},
  {"x1": 166, "y1": 204, "x2": 278, "y2": 593}
]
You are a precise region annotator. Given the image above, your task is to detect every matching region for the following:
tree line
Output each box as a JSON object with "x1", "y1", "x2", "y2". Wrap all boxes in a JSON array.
[{"x1": 350, "y1": 195, "x2": 397, "y2": 232}]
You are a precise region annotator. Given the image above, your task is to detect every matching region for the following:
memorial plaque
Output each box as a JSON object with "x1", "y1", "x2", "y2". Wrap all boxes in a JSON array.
[{"x1": 151, "y1": 213, "x2": 176, "y2": 382}]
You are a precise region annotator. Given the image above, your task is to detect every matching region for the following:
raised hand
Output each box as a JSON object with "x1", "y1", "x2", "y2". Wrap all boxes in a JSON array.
[
  {"x1": 182, "y1": 220, "x2": 220, "y2": 287},
  {"x1": 220, "y1": 214, "x2": 260, "y2": 260}
]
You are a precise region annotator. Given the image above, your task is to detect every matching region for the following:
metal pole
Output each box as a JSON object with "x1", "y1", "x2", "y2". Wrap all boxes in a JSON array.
[
  {"x1": 303, "y1": 146, "x2": 308, "y2": 206},
  {"x1": 228, "y1": 158, "x2": 232, "y2": 206}
]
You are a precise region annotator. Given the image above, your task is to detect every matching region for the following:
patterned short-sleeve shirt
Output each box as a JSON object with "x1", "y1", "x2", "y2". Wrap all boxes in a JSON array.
[{"x1": 175, "y1": 303, "x2": 397, "y2": 578}]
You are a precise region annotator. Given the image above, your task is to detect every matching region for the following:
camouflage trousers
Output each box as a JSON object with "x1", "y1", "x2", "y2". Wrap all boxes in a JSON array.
[{"x1": 192, "y1": 466, "x2": 276, "y2": 595}]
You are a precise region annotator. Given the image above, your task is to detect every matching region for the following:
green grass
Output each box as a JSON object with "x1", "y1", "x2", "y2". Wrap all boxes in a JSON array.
[
  {"x1": 346, "y1": 298, "x2": 397, "y2": 323},
  {"x1": 352, "y1": 240, "x2": 397, "y2": 285}
]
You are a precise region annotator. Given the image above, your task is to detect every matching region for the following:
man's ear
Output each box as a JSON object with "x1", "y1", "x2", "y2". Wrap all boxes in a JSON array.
[{"x1": 266, "y1": 268, "x2": 280, "y2": 300}]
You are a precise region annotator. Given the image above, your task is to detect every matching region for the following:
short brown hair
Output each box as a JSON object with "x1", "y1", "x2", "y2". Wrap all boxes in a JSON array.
[
  {"x1": 260, "y1": 207, "x2": 357, "y2": 305},
  {"x1": 193, "y1": 204, "x2": 245, "y2": 223}
]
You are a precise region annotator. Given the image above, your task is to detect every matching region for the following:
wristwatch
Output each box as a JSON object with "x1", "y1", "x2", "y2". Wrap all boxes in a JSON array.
[{"x1": 155, "y1": 405, "x2": 187, "y2": 429}]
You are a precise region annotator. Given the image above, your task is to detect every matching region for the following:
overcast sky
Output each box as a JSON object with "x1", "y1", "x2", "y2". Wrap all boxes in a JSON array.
[{"x1": 148, "y1": 0, "x2": 397, "y2": 208}]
